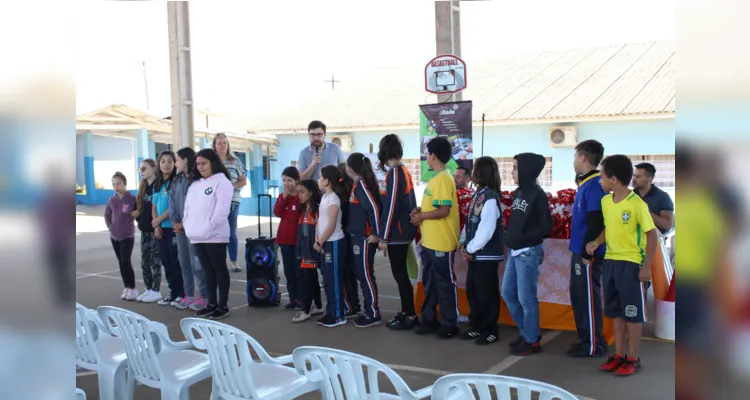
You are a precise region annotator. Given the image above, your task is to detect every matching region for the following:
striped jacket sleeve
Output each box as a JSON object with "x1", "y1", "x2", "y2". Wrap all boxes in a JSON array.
[
  {"x1": 357, "y1": 180, "x2": 381, "y2": 237},
  {"x1": 379, "y1": 167, "x2": 399, "y2": 242}
]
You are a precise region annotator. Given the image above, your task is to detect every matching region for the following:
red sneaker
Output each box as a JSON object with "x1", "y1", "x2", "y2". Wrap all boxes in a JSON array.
[
  {"x1": 599, "y1": 354, "x2": 625, "y2": 372},
  {"x1": 614, "y1": 357, "x2": 641, "y2": 376}
]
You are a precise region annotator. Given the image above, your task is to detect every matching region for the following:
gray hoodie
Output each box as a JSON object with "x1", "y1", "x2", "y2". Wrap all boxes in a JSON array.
[{"x1": 168, "y1": 173, "x2": 191, "y2": 226}]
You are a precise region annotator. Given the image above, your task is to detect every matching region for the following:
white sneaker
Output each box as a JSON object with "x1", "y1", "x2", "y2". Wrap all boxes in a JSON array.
[
  {"x1": 292, "y1": 311, "x2": 311, "y2": 323},
  {"x1": 170, "y1": 297, "x2": 184, "y2": 307},
  {"x1": 121, "y1": 289, "x2": 129, "y2": 300},
  {"x1": 125, "y1": 289, "x2": 139, "y2": 301},
  {"x1": 143, "y1": 291, "x2": 162, "y2": 303},
  {"x1": 136, "y1": 290, "x2": 149, "y2": 302},
  {"x1": 310, "y1": 305, "x2": 324, "y2": 316}
]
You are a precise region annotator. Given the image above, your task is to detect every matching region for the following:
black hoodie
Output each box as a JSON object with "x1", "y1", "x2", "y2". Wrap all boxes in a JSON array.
[{"x1": 505, "y1": 153, "x2": 553, "y2": 250}]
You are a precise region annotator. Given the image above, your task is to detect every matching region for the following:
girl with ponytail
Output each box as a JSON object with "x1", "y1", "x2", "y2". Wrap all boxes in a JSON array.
[
  {"x1": 344, "y1": 153, "x2": 383, "y2": 327},
  {"x1": 314, "y1": 165, "x2": 350, "y2": 327}
]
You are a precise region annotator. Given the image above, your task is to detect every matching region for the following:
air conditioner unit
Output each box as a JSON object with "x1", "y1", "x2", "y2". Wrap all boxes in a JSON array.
[
  {"x1": 548, "y1": 126, "x2": 578, "y2": 147},
  {"x1": 330, "y1": 135, "x2": 353, "y2": 152}
]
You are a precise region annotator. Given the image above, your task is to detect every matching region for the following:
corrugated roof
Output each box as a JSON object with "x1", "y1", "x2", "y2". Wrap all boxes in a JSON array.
[{"x1": 249, "y1": 41, "x2": 675, "y2": 133}]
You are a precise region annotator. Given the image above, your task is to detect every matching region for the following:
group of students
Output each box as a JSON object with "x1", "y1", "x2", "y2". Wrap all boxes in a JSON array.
[{"x1": 105, "y1": 133, "x2": 247, "y2": 321}]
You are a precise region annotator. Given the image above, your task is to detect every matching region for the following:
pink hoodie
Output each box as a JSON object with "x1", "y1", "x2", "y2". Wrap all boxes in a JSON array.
[{"x1": 184, "y1": 173, "x2": 234, "y2": 243}]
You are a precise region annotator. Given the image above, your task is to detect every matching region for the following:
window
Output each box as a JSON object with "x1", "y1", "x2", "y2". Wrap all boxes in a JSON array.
[
  {"x1": 402, "y1": 158, "x2": 420, "y2": 181},
  {"x1": 628, "y1": 154, "x2": 675, "y2": 189},
  {"x1": 493, "y1": 156, "x2": 553, "y2": 189},
  {"x1": 290, "y1": 160, "x2": 297, "y2": 167}
]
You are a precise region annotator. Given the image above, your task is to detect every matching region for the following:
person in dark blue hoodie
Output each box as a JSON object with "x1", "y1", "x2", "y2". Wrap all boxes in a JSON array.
[{"x1": 502, "y1": 153, "x2": 553, "y2": 356}]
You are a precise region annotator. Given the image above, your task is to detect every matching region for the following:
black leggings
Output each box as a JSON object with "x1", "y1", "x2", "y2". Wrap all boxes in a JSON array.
[
  {"x1": 111, "y1": 237, "x2": 136, "y2": 288},
  {"x1": 298, "y1": 266, "x2": 322, "y2": 313},
  {"x1": 387, "y1": 244, "x2": 415, "y2": 316},
  {"x1": 194, "y1": 243, "x2": 230, "y2": 308}
]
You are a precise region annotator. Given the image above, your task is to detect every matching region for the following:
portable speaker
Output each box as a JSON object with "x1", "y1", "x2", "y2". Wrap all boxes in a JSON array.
[{"x1": 245, "y1": 194, "x2": 281, "y2": 306}]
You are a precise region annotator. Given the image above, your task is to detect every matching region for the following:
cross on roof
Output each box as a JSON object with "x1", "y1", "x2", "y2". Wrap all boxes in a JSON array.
[{"x1": 323, "y1": 75, "x2": 340, "y2": 90}]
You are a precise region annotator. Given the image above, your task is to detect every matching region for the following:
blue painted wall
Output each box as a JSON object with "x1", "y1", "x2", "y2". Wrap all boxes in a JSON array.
[{"x1": 276, "y1": 118, "x2": 675, "y2": 192}]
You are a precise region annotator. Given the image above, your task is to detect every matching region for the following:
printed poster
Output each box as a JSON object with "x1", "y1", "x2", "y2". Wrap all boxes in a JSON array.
[{"x1": 419, "y1": 101, "x2": 473, "y2": 182}]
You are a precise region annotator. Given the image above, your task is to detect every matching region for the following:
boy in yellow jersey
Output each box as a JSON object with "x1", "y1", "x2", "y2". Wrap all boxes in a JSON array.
[
  {"x1": 586, "y1": 154, "x2": 657, "y2": 377},
  {"x1": 410, "y1": 137, "x2": 461, "y2": 338}
]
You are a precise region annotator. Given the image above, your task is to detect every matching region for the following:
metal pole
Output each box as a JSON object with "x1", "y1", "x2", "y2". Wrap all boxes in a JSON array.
[
  {"x1": 167, "y1": 1, "x2": 195, "y2": 150},
  {"x1": 435, "y1": 0, "x2": 462, "y2": 104},
  {"x1": 142, "y1": 61, "x2": 150, "y2": 110}
]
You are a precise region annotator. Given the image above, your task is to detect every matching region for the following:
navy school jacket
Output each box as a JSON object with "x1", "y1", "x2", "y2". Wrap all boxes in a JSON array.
[
  {"x1": 347, "y1": 177, "x2": 381, "y2": 238},
  {"x1": 379, "y1": 163, "x2": 418, "y2": 244},
  {"x1": 296, "y1": 207, "x2": 319, "y2": 266}
]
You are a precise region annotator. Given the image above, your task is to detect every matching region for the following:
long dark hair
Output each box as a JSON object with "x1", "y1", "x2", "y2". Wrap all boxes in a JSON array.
[
  {"x1": 298, "y1": 179, "x2": 322, "y2": 215},
  {"x1": 154, "y1": 151, "x2": 177, "y2": 192},
  {"x1": 347, "y1": 153, "x2": 382, "y2": 209},
  {"x1": 190, "y1": 148, "x2": 231, "y2": 183},
  {"x1": 472, "y1": 156, "x2": 502, "y2": 193},
  {"x1": 320, "y1": 165, "x2": 349, "y2": 227},
  {"x1": 338, "y1": 163, "x2": 353, "y2": 188},
  {"x1": 377, "y1": 134, "x2": 403, "y2": 172},
  {"x1": 137, "y1": 158, "x2": 157, "y2": 214},
  {"x1": 176, "y1": 147, "x2": 197, "y2": 177}
]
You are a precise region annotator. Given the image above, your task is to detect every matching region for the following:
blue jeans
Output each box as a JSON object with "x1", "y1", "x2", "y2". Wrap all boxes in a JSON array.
[
  {"x1": 176, "y1": 232, "x2": 207, "y2": 299},
  {"x1": 501, "y1": 244, "x2": 544, "y2": 343},
  {"x1": 227, "y1": 202, "x2": 240, "y2": 262}
]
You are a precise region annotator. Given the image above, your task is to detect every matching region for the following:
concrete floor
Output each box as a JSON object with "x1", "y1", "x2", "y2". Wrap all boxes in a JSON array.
[{"x1": 75, "y1": 205, "x2": 675, "y2": 399}]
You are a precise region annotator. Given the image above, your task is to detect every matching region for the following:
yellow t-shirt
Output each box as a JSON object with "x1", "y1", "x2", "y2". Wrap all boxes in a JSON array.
[
  {"x1": 675, "y1": 187, "x2": 724, "y2": 282},
  {"x1": 602, "y1": 191, "x2": 656, "y2": 264},
  {"x1": 420, "y1": 169, "x2": 460, "y2": 252}
]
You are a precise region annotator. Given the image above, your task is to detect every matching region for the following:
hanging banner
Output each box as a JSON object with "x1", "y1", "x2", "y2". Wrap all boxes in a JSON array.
[{"x1": 419, "y1": 101, "x2": 474, "y2": 182}]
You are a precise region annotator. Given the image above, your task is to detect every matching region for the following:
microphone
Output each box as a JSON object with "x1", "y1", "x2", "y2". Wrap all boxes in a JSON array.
[{"x1": 314, "y1": 145, "x2": 320, "y2": 154}]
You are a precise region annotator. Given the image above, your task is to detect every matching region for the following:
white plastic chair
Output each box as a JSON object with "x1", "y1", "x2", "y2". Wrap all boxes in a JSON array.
[
  {"x1": 97, "y1": 306, "x2": 212, "y2": 400},
  {"x1": 180, "y1": 318, "x2": 317, "y2": 400},
  {"x1": 76, "y1": 388, "x2": 87, "y2": 400},
  {"x1": 292, "y1": 346, "x2": 432, "y2": 400},
  {"x1": 75, "y1": 303, "x2": 128, "y2": 400},
  {"x1": 430, "y1": 373, "x2": 578, "y2": 400}
]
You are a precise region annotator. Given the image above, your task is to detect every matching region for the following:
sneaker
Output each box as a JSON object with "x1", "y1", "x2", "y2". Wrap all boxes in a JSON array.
[
  {"x1": 136, "y1": 290, "x2": 150, "y2": 302},
  {"x1": 436, "y1": 326, "x2": 460, "y2": 339},
  {"x1": 475, "y1": 332, "x2": 499, "y2": 346},
  {"x1": 319, "y1": 315, "x2": 347, "y2": 328},
  {"x1": 171, "y1": 296, "x2": 185, "y2": 307},
  {"x1": 196, "y1": 305, "x2": 217, "y2": 318},
  {"x1": 354, "y1": 315, "x2": 382, "y2": 328},
  {"x1": 508, "y1": 335, "x2": 524, "y2": 348},
  {"x1": 387, "y1": 312, "x2": 404, "y2": 325},
  {"x1": 121, "y1": 289, "x2": 129, "y2": 300},
  {"x1": 460, "y1": 329, "x2": 482, "y2": 341},
  {"x1": 600, "y1": 354, "x2": 626, "y2": 372},
  {"x1": 316, "y1": 314, "x2": 330, "y2": 325},
  {"x1": 231, "y1": 263, "x2": 242, "y2": 273},
  {"x1": 387, "y1": 314, "x2": 419, "y2": 331},
  {"x1": 310, "y1": 305, "x2": 324, "y2": 316},
  {"x1": 510, "y1": 339, "x2": 542, "y2": 356},
  {"x1": 125, "y1": 289, "x2": 139, "y2": 301},
  {"x1": 283, "y1": 302, "x2": 297, "y2": 311},
  {"x1": 157, "y1": 295, "x2": 176, "y2": 305},
  {"x1": 292, "y1": 311, "x2": 312, "y2": 323},
  {"x1": 567, "y1": 343, "x2": 608, "y2": 358},
  {"x1": 175, "y1": 297, "x2": 194, "y2": 310},
  {"x1": 209, "y1": 306, "x2": 230, "y2": 320},
  {"x1": 189, "y1": 298, "x2": 207, "y2": 311},
  {"x1": 345, "y1": 309, "x2": 361, "y2": 319},
  {"x1": 614, "y1": 357, "x2": 641, "y2": 376},
  {"x1": 414, "y1": 320, "x2": 441, "y2": 335},
  {"x1": 143, "y1": 291, "x2": 162, "y2": 303}
]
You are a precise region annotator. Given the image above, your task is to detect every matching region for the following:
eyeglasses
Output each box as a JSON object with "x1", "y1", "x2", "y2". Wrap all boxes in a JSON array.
[{"x1": 309, "y1": 133, "x2": 324, "y2": 138}]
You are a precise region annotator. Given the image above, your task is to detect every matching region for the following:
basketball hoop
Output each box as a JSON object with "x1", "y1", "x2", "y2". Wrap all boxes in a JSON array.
[{"x1": 425, "y1": 54, "x2": 467, "y2": 95}]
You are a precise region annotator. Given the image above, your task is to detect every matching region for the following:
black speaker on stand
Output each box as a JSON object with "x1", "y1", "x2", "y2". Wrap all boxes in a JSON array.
[{"x1": 245, "y1": 194, "x2": 281, "y2": 306}]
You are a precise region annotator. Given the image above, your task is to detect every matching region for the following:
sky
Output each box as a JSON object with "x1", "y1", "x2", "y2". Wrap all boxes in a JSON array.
[{"x1": 74, "y1": 0, "x2": 675, "y2": 131}]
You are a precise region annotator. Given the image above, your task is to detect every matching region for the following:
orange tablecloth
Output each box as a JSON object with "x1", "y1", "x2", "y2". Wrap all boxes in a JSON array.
[{"x1": 413, "y1": 239, "x2": 616, "y2": 344}]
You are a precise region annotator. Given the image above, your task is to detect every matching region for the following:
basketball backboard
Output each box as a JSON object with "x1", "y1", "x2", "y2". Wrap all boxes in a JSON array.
[{"x1": 425, "y1": 54, "x2": 467, "y2": 95}]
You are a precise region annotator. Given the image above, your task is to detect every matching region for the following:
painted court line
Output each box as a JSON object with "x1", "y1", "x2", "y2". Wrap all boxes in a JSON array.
[
  {"x1": 482, "y1": 330, "x2": 563, "y2": 375},
  {"x1": 76, "y1": 269, "x2": 121, "y2": 279}
]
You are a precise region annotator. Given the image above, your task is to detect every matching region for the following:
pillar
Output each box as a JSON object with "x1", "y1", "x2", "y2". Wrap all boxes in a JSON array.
[
  {"x1": 83, "y1": 131, "x2": 95, "y2": 203},
  {"x1": 435, "y1": 1, "x2": 462, "y2": 103},
  {"x1": 250, "y1": 144, "x2": 265, "y2": 215},
  {"x1": 135, "y1": 128, "x2": 149, "y2": 176},
  {"x1": 148, "y1": 139, "x2": 157, "y2": 159}
]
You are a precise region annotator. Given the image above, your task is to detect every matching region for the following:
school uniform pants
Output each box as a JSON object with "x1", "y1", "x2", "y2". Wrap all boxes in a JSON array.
[
  {"x1": 342, "y1": 243, "x2": 361, "y2": 314},
  {"x1": 194, "y1": 243, "x2": 230, "y2": 308},
  {"x1": 279, "y1": 244, "x2": 300, "y2": 303},
  {"x1": 466, "y1": 260, "x2": 501, "y2": 335},
  {"x1": 321, "y1": 238, "x2": 347, "y2": 320},
  {"x1": 419, "y1": 247, "x2": 458, "y2": 327},
  {"x1": 569, "y1": 253, "x2": 607, "y2": 355},
  {"x1": 351, "y1": 235, "x2": 380, "y2": 319},
  {"x1": 298, "y1": 263, "x2": 322, "y2": 313},
  {"x1": 157, "y1": 228, "x2": 184, "y2": 299}
]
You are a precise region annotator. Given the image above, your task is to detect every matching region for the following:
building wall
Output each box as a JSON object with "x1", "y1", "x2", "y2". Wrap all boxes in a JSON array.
[{"x1": 275, "y1": 118, "x2": 675, "y2": 192}]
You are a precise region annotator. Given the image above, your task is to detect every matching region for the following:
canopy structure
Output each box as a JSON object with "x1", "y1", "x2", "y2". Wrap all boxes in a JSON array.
[{"x1": 76, "y1": 104, "x2": 279, "y2": 152}]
